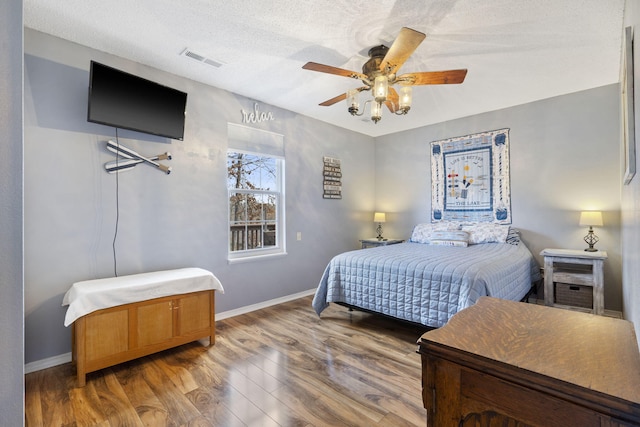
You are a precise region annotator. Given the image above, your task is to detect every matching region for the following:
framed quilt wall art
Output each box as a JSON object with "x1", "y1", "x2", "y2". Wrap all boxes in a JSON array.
[{"x1": 431, "y1": 128, "x2": 511, "y2": 224}]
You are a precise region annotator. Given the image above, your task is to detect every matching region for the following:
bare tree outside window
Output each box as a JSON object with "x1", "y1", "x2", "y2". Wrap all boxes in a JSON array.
[{"x1": 227, "y1": 152, "x2": 280, "y2": 252}]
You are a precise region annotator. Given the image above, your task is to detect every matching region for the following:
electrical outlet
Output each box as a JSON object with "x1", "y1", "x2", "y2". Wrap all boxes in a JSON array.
[{"x1": 297, "y1": 232, "x2": 302, "y2": 241}]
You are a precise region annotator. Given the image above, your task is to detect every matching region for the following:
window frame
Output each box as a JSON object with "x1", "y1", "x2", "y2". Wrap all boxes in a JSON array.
[{"x1": 227, "y1": 149, "x2": 286, "y2": 262}]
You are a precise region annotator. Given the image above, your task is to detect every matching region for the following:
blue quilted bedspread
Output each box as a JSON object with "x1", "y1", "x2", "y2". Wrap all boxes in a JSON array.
[{"x1": 312, "y1": 241, "x2": 540, "y2": 328}]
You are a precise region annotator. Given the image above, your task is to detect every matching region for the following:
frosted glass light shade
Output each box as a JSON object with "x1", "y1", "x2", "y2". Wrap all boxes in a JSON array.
[
  {"x1": 370, "y1": 101, "x2": 382, "y2": 123},
  {"x1": 374, "y1": 212, "x2": 386, "y2": 223},
  {"x1": 579, "y1": 211, "x2": 603, "y2": 226},
  {"x1": 399, "y1": 86, "x2": 412, "y2": 111},
  {"x1": 346, "y1": 89, "x2": 360, "y2": 113},
  {"x1": 373, "y1": 75, "x2": 388, "y2": 102}
]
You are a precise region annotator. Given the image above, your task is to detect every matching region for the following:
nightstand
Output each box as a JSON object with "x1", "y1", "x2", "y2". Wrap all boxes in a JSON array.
[
  {"x1": 540, "y1": 248, "x2": 607, "y2": 315},
  {"x1": 359, "y1": 238, "x2": 404, "y2": 249}
]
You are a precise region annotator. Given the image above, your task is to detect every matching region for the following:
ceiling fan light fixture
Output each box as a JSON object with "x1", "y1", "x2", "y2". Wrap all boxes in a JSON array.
[
  {"x1": 373, "y1": 75, "x2": 388, "y2": 102},
  {"x1": 371, "y1": 101, "x2": 382, "y2": 124},
  {"x1": 346, "y1": 89, "x2": 360, "y2": 115},
  {"x1": 303, "y1": 27, "x2": 466, "y2": 125},
  {"x1": 398, "y1": 86, "x2": 412, "y2": 114}
]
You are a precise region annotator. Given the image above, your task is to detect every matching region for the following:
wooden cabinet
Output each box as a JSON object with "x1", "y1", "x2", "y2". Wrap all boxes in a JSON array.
[
  {"x1": 418, "y1": 297, "x2": 640, "y2": 427},
  {"x1": 73, "y1": 290, "x2": 215, "y2": 387}
]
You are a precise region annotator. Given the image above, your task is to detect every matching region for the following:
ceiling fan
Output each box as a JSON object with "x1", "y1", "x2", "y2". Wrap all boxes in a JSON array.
[{"x1": 302, "y1": 27, "x2": 467, "y2": 123}]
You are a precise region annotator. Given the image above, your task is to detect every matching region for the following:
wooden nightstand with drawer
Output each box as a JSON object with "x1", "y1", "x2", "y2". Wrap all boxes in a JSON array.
[{"x1": 540, "y1": 248, "x2": 607, "y2": 315}]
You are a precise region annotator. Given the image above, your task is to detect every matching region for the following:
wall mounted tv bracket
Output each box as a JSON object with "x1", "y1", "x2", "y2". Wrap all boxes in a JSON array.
[{"x1": 104, "y1": 140, "x2": 172, "y2": 174}]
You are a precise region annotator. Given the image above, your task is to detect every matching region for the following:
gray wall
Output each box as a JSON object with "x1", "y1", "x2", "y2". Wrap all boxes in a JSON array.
[
  {"x1": 24, "y1": 29, "x2": 375, "y2": 364},
  {"x1": 375, "y1": 85, "x2": 623, "y2": 311},
  {"x1": 1, "y1": 0, "x2": 25, "y2": 422},
  {"x1": 623, "y1": 1, "x2": 640, "y2": 346}
]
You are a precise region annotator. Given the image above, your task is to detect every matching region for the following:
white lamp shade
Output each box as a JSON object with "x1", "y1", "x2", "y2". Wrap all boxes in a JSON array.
[
  {"x1": 373, "y1": 212, "x2": 386, "y2": 223},
  {"x1": 579, "y1": 211, "x2": 603, "y2": 227}
]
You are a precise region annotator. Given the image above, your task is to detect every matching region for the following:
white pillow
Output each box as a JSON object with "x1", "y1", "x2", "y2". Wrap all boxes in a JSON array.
[
  {"x1": 429, "y1": 230, "x2": 470, "y2": 247},
  {"x1": 410, "y1": 222, "x2": 459, "y2": 244},
  {"x1": 460, "y1": 223, "x2": 510, "y2": 245}
]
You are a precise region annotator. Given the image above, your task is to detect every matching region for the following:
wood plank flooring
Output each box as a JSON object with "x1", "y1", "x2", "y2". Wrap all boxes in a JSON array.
[{"x1": 25, "y1": 295, "x2": 431, "y2": 426}]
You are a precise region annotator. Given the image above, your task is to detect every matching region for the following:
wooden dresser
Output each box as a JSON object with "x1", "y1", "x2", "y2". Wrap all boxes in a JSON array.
[{"x1": 418, "y1": 297, "x2": 640, "y2": 427}]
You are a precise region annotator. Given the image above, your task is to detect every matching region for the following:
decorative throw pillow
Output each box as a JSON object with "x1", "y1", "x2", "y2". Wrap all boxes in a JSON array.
[
  {"x1": 429, "y1": 230, "x2": 470, "y2": 247},
  {"x1": 460, "y1": 223, "x2": 510, "y2": 245},
  {"x1": 410, "y1": 222, "x2": 459, "y2": 244},
  {"x1": 506, "y1": 227, "x2": 521, "y2": 245}
]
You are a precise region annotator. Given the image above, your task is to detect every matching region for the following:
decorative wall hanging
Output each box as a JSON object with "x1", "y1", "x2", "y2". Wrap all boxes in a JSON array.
[
  {"x1": 104, "y1": 140, "x2": 172, "y2": 174},
  {"x1": 323, "y1": 156, "x2": 342, "y2": 199},
  {"x1": 241, "y1": 103, "x2": 275, "y2": 124},
  {"x1": 430, "y1": 128, "x2": 511, "y2": 224}
]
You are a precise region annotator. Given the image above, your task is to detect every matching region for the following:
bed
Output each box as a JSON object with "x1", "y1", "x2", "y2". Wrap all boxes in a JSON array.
[{"x1": 312, "y1": 223, "x2": 541, "y2": 328}]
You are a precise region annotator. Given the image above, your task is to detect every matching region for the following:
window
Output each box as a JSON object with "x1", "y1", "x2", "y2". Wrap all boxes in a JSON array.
[{"x1": 227, "y1": 124, "x2": 285, "y2": 261}]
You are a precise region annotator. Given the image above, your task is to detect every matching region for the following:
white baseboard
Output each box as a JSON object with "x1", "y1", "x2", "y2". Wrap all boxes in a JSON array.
[
  {"x1": 24, "y1": 288, "x2": 317, "y2": 373},
  {"x1": 216, "y1": 288, "x2": 316, "y2": 320},
  {"x1": 25, "y1": 352, "x2": 72, "y2": 374}
]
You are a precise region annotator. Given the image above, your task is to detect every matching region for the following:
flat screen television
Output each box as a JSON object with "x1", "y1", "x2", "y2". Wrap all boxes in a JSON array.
[{"x1": 87, "y1": 61, "x2": 187, "y2": 140}]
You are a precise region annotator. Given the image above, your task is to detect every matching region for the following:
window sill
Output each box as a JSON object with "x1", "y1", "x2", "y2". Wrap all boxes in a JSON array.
[{"x1": 227, "y1": 251, "x2": 288, "y2": 265}]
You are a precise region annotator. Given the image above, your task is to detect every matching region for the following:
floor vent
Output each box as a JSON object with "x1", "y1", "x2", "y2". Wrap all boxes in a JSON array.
[{"x1": 180, "y1": 48, "x2": 224, "y2": 68}]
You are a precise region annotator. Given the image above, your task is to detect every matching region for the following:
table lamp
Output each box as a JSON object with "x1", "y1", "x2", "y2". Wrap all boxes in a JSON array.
[
  {"x1": 374, "y1": 212, "x2": 386, "y2": 240},
  {"x1": 579, "y1": 211, "x2": 603, "y2": 252}
]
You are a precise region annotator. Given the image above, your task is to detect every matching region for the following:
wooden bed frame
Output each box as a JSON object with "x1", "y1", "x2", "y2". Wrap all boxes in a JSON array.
[{"x1": 71, "y1": 289, "x2": 216, "y2": 387}]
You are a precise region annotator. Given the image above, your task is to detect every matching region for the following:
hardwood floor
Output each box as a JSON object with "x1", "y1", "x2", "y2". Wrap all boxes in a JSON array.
[{"x1": 25, "y1": 295, "x2": 431, "y2": 426}]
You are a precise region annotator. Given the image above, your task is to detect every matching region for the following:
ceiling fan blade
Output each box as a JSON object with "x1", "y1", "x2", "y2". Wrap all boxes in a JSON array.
[
  {"x1": 399, "y1": 69, "x2": 468, "y2": 85},
  {"x1": 379, "y1": 27, "x2": 426, "y2": 75},
  {"x1": 318, "y1": 86, "x2": 370, "y2": 107},
  {"x1": 319, "y1": 93, "x2": 348, "y2": 106},
  {"x1": 385, "y1": 87, "x2": 399, "y2": 113},
  {"x1": 302, "y1": 62, "x2": 367, "y2": 80}
]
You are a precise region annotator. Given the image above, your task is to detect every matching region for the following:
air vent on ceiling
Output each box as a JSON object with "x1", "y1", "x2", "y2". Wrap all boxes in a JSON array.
[{"x1": 180, "y1": 48, "x2": 224, "y2": 68}]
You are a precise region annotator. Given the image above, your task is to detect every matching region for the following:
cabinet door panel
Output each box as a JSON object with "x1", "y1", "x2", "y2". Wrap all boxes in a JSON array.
[
  {"x1": 177, "y1": 292, "x2": 211, "y2": 336},
  {"x1": 85, "y1": 310, "x2": 129, "y2": 360},
  {"x1": 460, "y1": 369, "x2": 602, "y2": 427},
  {"x1": 137, "y1": 300, "x2": 173, "y2": 346}
]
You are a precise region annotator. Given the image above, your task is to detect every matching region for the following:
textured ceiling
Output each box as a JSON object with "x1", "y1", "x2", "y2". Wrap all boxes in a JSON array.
[{"x1": 24, "y1": 0, "x2": 625, "y2": 137}]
